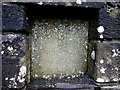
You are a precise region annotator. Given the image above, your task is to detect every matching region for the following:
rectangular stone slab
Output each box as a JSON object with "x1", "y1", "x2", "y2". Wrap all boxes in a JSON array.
[
  {"x1": 93, "y1": 41, "x2": 120, "y2": 83},
  {"x1": 2, "y1": 3, "x2": 27, "y2": 31},
  {"x1": 1, "y1": 32, "x2": 29, "y2": 89},
  {"x1": 31, "y1": 18, "x2": 89, "y2": 78},
  {"x1": 96, "y1": 7, "x2": 120, "y2": 39}
]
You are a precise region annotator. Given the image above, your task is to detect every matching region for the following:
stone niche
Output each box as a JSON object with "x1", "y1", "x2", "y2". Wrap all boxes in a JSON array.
[
  {"x1": 31, "y1": 18, "x2": 88, "y2": 76},
  {"x1": 29, "y1": 5, "x2": 97, "y2": 82}
]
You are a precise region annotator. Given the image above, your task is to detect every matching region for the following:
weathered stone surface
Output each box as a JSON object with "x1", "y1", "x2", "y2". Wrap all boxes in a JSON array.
[
  {"x1": 31, "y1": 18, "x2": 88, "y2": 78},
  {"x1": 1, "y1": 32, "x2": 29, "y2": 89},
  {"x1": 100, "y1": 84, "x2": 120, "y2": 90},
  {"x1": 93, "y1": 41, "x2": 120, "y2": 83},
  {"x1": 27, "y1": 74, "x2": 94, "y2": 89},
  {"x1": 0, "y1": 0, "x2": 16, "y2": 2},
  {"x1": 87, "y1": 41, "x2": 95, "y2": 79},
  {"x1": 1, "y1": 2, "x2": 120, "y2": 90},
  {"x1": 55, "y1": 83, "x2": 97, "y2": 89},
  {"x1": 2, "y1": 3, "x2": 27, "y2": 31},
  {"x1": 41, "y1": 2, "x2": 105, "y2": 8},
  {"x1": 96, "y1": 4, "x2": 120, "y2": 39}
]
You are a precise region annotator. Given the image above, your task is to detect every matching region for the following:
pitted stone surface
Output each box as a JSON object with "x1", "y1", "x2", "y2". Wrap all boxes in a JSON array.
[
  {"x1": 1, "y1": 2, "x2": 120, "y2": 90},
  {"x1": 97, "y1": 3, "x2": 120, "y2": 39},
  {"x1": 2, "y1": 3, "x2": 27, "y2": 31},
  {"x1": 1, "y1": 33, "x2": 29, "y2": 89},
  {"x1": 93, "y1": 41, "x2": 120, "y2": 83},
  {"x1": 31, "y1": 18, "x2": 88, "y2": 77}
]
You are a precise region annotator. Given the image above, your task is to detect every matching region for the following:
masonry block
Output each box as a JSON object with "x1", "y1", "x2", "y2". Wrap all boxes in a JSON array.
[
  {"x1": 1, "y1": 32, "x2": 29, "y2": 89},
  {"x1": 96, "y1": 3, "x2": 120, "y2": 39},
  {"x1": 1, "y1": 2, "x2": 120, "y2": 90},
  {"x1": 93, "y1": 41, "x2": 120, "y2": 83},
  {"x1": 2, "y1": 3, "x2": 27, "y2": 31}
]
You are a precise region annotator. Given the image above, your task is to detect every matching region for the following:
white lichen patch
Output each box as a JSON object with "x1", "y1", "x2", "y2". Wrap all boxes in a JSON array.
[
  {"x1": 100, "y1": 59, "x2": 104, "y2": 64},
  {"x1": 37, "y1": 2, "x2": 43, "y2": 5},
  {"x1": 102, "y1": 85, "x2": 120, "y2": 89},
  {"x1": 67, "y1": 76, "x2": 70, "y2": 79},
  {"x1": 17, "y1": 76, "x2": 25, "y2": 83},
  {"x1": 43, "y1": 75, "x2": 46, "y2": 78},
  {"x1": 10, "y1": 78, "x2": 15, "y2": 81},
  {"x1": 100, "y1": 67, "x2": 106, "y2": 74},
  {"x1": 3, "y1": 3, "x2": 8, "y2": 6},
  {"x1": 113, "y1": 78, "x2": 119, "y2": 82},
  {"x1": 9, "y1": 76, "x2": 18, "y2": 88},
  {"x1": 5, "y1": 77, "x2": 8, "y2": 80},
  {"x1": 112, "y1": 49, "x2": 120, "y2": 57},
  {"x1": 8, "y1": 46, "x2": 13, "y2": 51},
  {"x1": 76, "y1": 0, "x2": 82, "y2": 4},
  {"x1": 72, "y1": 75, "x2": 76, "y2": 78},
  {"x1": 91, "y1": 51, "x2": 95, "y2": 60},
  {"x1": 76, "y1": 74, "x2": 79, "y2": 77},
  {"x1": 102, "y1": 76, "x2": 110, "y2": 82},
  {"x1": 1, "y1": 51, "x2": 4, "y2": 54},
  {"x1": 53, "y1": 74, "x2": 56, "y2": 77},
  {"x1": 15, "y1": 53, "x2": 19, "y2": 56},
  {"x1": 45, "y1": 75, "x2": 50, "y2": 79},
  {"x1": 19, "y1": 66, "x2": 26, "y2": 76},
  {"x1": 100, "y1": 34, "x2": 104, "y2": 39},
  {"x1": 8, "y1": 34, "x2": 17, "y2": 38},
  {"x1": 97, "y1": 26, "x2": 104, "y2": 33},
  {"x1": 96, "y1": 78, "x2": 104, "y2": 82},
  {"x1": 8, "y1": 85, "x2": 12, "y2": 88},
  {"x1": 17, "y1": 66, "x2": 26, "y2": 83},
  {"x1": 115, "y1": 67, "x2": 119, "y2": 71},
  {"x1": 35, "y1": 74, "x2": 38, "y2": 77}
]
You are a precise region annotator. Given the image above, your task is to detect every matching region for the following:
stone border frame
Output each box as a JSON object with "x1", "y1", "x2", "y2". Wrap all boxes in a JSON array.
[{"x1": 1, "y1": 2, "x2": 120, "y2": 89}]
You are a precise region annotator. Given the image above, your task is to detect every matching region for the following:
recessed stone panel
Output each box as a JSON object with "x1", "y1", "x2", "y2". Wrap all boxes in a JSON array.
[{"x1": 31, "y1": 18, "x2": 88, "y2": 78}]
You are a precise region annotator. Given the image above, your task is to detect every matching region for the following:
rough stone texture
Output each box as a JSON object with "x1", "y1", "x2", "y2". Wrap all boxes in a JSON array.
[
  {"x1": 87, "y1": 41, "x2": 95, "y2": 79},
  {"x1": 93, "y1": 41, "x2": 120, "y2": 83},
  {"x1": 41, "y1": 2, "x2": 105, "y2": 8},
  {"x1": 31, "y1": 18, "x2": 88, "y2": 77},
  {"x1": 55, "y1": 83, "x2": 99, "y2": 89},
  {"x1": 100, "y1": 84, "x2": 120, "y2": 90},
  {"x1": 96, "y1": 3, "x2": 120, "y2": 39},
  {"x1": 1, "y1": 2, "x2": 120, "y2": 90},
  {"x1": 27, "y1": 74, "x2": 94, "y2": 89},
  {"x1": 2, "y1": 3, "x2": 27, "y2": 31},
  {"x1": 1, "y1": 32, "x2": 29, "y2": 89},
  {"x1": 12, "y1": 2, "x2": 105, "y2": 8},
  {"x1": 0, "y1": 0, "x2": 16, "y2": 2}
]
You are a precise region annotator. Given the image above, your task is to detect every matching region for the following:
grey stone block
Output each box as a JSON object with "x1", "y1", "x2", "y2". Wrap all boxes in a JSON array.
[
  {"x1": 1, "y1": 32, "x2": 29, "y2": 89},
  {"x1": 97, "y1": 5, "x2": 120, "y2": 39},
  {"x1": 92, "y1": 41, "x2": 120, "y2": 83},
  {"x1": 2, "y1": 3, "x2": 28, "y2": 31}
]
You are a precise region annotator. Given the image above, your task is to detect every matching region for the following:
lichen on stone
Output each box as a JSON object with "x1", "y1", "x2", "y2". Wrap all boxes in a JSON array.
[{"x1": 31, "y1": 18, "x2": 89, "y2": 78}]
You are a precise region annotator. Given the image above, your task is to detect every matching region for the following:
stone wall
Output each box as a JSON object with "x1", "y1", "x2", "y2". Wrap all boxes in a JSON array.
[{"x1": 1, "y1": 2, "x2": 120, "y2": 90}]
